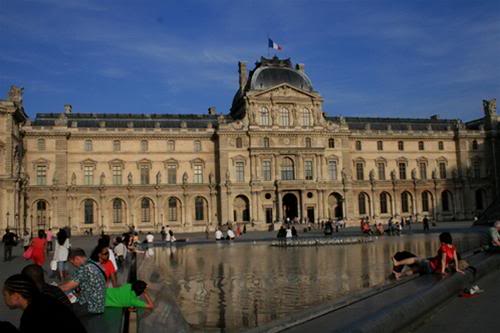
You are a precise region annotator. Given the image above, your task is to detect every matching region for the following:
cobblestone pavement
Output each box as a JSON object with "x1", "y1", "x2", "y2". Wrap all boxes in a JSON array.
[{"x1": 0, "y1": 221, "x2": 479, "y2": 328}]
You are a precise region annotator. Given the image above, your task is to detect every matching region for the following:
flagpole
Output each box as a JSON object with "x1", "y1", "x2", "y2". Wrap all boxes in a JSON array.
[{"x1": 267, "y1": 34, "x2": 270, "y2": 57}]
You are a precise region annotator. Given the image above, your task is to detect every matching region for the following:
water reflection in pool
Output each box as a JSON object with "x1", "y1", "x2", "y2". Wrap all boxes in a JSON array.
[{"x1": 138, "y1": 233, "x2": 480, "y2": 332}]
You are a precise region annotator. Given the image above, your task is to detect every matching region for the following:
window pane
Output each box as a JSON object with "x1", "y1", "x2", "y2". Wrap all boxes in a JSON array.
[
  {"x1": 140, "y1": 166, "x2": 150, "y2": 184},
  {"x1": 304, "y1": 160, "x2": 313, "y2": 180},
  {"x1": 36, "y1": 165, "x2": 47, "y2": 185},
  {"x1": 380, "y1": 193, "x2": 388, "y2": 214},
  {"x1": 356, "y1": 163, "x2": 364, "y2": 180},
  {"x1": 399, "y1": 163, "x2": 406, "y2": 180},
  {"x1": 439, "y1": 163, "x2": 447, "y2": 179},
  {"x1": 235, "y1": 161, "x2": 245, "y2": 182},
  {"x1": 262, "y1": 160, "x2": 272, "y2": 181},
  {"x1": 260, "y1": 108, "x2": 270, "y2": 126},
  {"x1": 113, "y1": 140, "x2": 121, "y2": 152},
  {"x1": 377, "y1": 163, "x2": 385, "y2": 180},
  {"x1": 280, "y1": 108, "x2": 289, "y2": 126},
  {"x1": 194, "y1": 165, "x2": 203, "y2": 183},
  {"x1": 112, "y1": 165, "x2": 122, "y2": 185},
  {"x1": 420, "y1": 163, "x2": 427, "y2": 180},
  {"x1": 195, "y1": 197, "x2": 204, "y2": 220},
  {"x1": 168, "y1": 165, "x2": 177, "y2": 184},
  {"x1": 84, "y1": 166, "x2": 93, "y2": 185},
  {"x1": 168, "y1": 198, "x2": 178, "y2": 221},
  {"x1": 328, "y1": 160, "x2": 337, "y2": 180}
]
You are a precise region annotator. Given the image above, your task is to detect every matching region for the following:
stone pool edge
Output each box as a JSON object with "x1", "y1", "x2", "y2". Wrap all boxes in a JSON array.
[{"x1": 243, "y1": 251, "x2": 500, "y2": 333}]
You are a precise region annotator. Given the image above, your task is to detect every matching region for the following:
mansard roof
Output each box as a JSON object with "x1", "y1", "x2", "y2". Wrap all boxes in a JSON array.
[
  {"x1": 31, "y1": 112, "x2": 217, "y2": 129},
  {"x1": 326, "y1": 116, "x2": 460, "y2": 131}
]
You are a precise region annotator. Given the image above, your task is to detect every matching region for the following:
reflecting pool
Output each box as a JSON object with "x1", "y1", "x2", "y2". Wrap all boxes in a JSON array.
[{"x1": 138, "y1": 233, "x2": 481, "y2": 332}]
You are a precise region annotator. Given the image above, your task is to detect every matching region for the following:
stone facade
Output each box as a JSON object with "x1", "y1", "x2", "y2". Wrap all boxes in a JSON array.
[{"x1": 0, "y1": 57, "x2": 498, "y2": 234}]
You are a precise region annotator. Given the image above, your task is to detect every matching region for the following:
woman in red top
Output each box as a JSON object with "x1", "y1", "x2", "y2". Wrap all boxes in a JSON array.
[
  {"x1": 30, "y1": 230, "x2": 47, "y2": 266},
  {"x1": 91, "y1": 244, "x2": 117, "y2": 287},
  {"x1": 392, "y1": 232, "x2": 464, "y2": 279}
]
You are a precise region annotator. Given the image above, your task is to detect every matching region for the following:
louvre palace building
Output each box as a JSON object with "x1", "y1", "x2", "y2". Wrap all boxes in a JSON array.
[{"x1": 0, "y1": 57, "x2": 498, "y2": 234}]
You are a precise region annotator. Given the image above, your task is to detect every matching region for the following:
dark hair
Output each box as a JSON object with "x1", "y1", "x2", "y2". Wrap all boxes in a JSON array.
[
  {"x1": 439, "y1": 232, "x2": 453, "y2": 245},
  {"x1": 57, "y1": 228, "x2": 68, "y2": 246},
  {"x1": 90, "y1": 244, "x2": 108, "y2": 262},
  {"x1": 3, "y1": 274, "x2": 39, "y2": 303},
  {"x1": 115, "y1": 236, "x2": 123, "y2": 244},
  {"x1": 131, "y1": 280, "x2": 147, "y2": 296},
  {"x1": 68, "y1": 248, "x2": 86, "y2": 260},
  {"x1": 20, "y1": 264, "x2": 45, "y2": 289},
  {"x1": 98, "y1": 234, "x2": 111, "y2": 247},
  {"x1": 38, "y1": 229, "x2": 45, "y2": 239}
]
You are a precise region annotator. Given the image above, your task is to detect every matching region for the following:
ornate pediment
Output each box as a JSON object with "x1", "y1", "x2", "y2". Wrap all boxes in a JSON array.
[
  {"x1": 136, "y1": 158, "x2": 152, "y2": 169},
  {"x1": 32, "y1": 158, "x2": 50, "y2": 170},
  {"x1": 80, "y1": 158, "x2": 97, "y2": 170},
  {"x1": 108, "y1": 158, "x2": 125, "y2": 169},
  {"x1": 251, "y1": 84, "x2": 318, "y2": 99},
  {"x1": 189, "y1": 158, "x2": 205, "y2": 168},
  {"x1": 163, "y1": 158, "x2": 179, "y2": 168},
  {"x1": 231, "y1": 155, "x2": 247, "y2": 165}
]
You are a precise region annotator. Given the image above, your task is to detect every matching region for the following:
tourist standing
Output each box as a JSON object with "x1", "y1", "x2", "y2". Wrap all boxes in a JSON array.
[
  {"x1": 46, "y1": 228, "x2": 53, "y2": 252},
  {"x1": 423, "y1": 216, "x2": 430, "y2": 232},
  {"x1": 285, "y1": 226, "x2": 293, "y2": 239},
  {"x1": 30, "y1": 230, "x2": 47, "y2": 266},
  {"x1": 53, "y1": 229, "x2": 70, "y2": 281},
  {"x1": 160, "y1": 226, "x2": 167, "y2": 241},
  {"x1": 91, "y1": 244, "x2": 117, "y2": 287},
  {"x1": 22, "y1": 230, "x2": 30, "y2": 251},
  {"x1": 2, "y1": 228, "x2": 18, "y2": 262},
  {"x1": 146, "y1": 231, "x2": 154, "y2": 244},
  {"x1": 113, "y1": 237, "x2": 128, "y2": 268},
  {"x1": 227, "y1": 228, "x2": 235, "y2": 240},
  {"x1": 291, "y1": 225, "x2": 298, "y2": 239},
  {"x1": 168, "y1": 228, "x2": 176, "y2": 243},
  {"x1": 60, "y1": 248, "x2": 107, "y2": 317}
]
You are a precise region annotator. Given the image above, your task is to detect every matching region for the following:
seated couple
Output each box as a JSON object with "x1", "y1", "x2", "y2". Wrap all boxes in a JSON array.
[{"x1": 392, "y1": 232, "x2": 465, "y2": 280}]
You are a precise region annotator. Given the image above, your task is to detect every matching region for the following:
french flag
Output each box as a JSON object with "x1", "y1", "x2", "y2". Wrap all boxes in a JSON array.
[{"x1": 268, "y1": 38, "x2": 283, "y2": 51}]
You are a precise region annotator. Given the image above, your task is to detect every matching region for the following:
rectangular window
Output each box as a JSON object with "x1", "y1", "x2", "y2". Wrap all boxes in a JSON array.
[
  {"x1": 438, "y1": 141, "x2": 444, "y2": 150},
  {"x1": 140, "y1": 165, "x2": 150, "y2": 185},
  {"x1": 167, "y1": 140, "x2": 175, "y2": 152},
  {"x1": 36, "y1": 165, "x2": 47, "y2": 185},
  {"x1": 84, "y1": 140, "x2": 93, "y2": 152},
  {"x1": 140, "y1": 140, "x2": 148, "y2": 152},
  {"x1": 328, "y1": 160, "x2": 337, "y2": 180},
  {"x1": 235, "y1": 161, "x2": 245, "y2": 182},
  {"x1": 356, "y1": 162, "x2": 364, "y2": 180},
  {"x1": 398, "y1": 141, "x2": 404, "y2": 151},
  {"x1": 112, "y1": 165, "x2": 122, "y2": 185},
  {"x1": 113, "y1": 140, "x2": 121, "y2": 152},
  {"x1": 473, "y1": 161, "x2": 481, "y2": 178},
  {"x1": 399, "y1": 163, "x2": 407, "y2": 180},
  {"x1": 194, "y1": 165, "x2": 203, "y2": 183},
  {"x1": 355, "y1": 140, "x2": 362, "y2": 151},
  {"x1": 304, "y1": 160, "x2": 313, "y2": 180},
  {"x1": 168, "y1": 165, "x2": 177, "y2": 184},
  {"x1": 84, "y1": 165, "x2": 94, "y2": 185},
  {"x1": 37, "y1": 139, "x2": 46, "y2": 151},
  {"x1": 377, "y1": 141, "x2": 383, "y2": 151},
  {"x1": 418, "y1": 141, "x2": 424, "y2": 151},
  {"x1": 194, "y1": 141, "x2": 202, "y2": 152},
  {"x1": 377, "y1": 162, "x2": 385, "y2": 180},
  {"x1": 262, "y1": 160, "x2": 272, "y2": 181},
  {"x1": 419, "y1": 162, "x2": 427, "y2": 180},
  {"x1": 439, "y1": 162, "x2": 447, "y2": 179}
]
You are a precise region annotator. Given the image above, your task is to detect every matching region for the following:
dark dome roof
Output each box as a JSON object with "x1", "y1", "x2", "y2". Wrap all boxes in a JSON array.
[{"x1": 248, "y1": 57, "x2": 313, "y2": 92}]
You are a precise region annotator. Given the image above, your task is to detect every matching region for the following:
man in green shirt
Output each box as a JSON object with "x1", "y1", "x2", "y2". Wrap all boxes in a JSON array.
[{"x1": 105, "y1": 280, "x2": 154, "y2": 309}]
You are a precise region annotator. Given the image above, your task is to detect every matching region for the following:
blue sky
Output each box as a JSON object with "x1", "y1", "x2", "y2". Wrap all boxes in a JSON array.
[{"x1": 0, "y1": 0, "x2": 499, "y2": 120}]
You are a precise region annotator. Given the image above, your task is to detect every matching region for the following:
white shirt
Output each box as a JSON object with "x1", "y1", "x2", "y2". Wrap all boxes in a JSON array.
[
  {"x1": 108, "y1": 248, "x2": 118, "y2": 270},
  {"x1": 286, "y1": 229, "x2": 293, "y2": 238},
  {"x1": 114, "y1": 243, "x2": 127, "y2": 259},
  {"x1": 215, "y1": 230, "x2": 223, "y2": 240},
  {"x1": 53, "y1": 238, "x2": 70, "y2": 262},
  {"x1": 227, "y1": 229, "x2": 235, "y2": 239},
  {"x1": 146, "y1": 234, "x2": 154, "y2": 243}
]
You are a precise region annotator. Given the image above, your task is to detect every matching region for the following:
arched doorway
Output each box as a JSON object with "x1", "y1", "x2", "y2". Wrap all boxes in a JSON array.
[
  {"x1": 282, "y1": 193, "x2": 298, "y2": 221},
  {"x1": 327, "y1": 193, "x2": 343, "y2": 219},
  {"x1": 233, "y1": 195, "x2": 250, "y2": 222}
]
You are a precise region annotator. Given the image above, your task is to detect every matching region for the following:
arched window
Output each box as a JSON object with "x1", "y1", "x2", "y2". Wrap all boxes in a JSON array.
[
  {"x1": 302, "y1": 109, "x2": 312, "y2": 127},
  {"x1": 421, "y1": 191, "x2": 430, "y2": 212},
  {"x1": 236, "y1": 137, "x2": 242, "y2": 148},
  {"x1": 263, "y1": 137, "x2": 270, "y2": 148},
  {"x1": 380, "y1": 192, "x2": 388, "y2": 214},
  {"x1": 260, "y1": 108, "x2": 270, "y2": 126},
  {"x1": 195, "y1": 196, "x2": 205, "y2": 221},
  {"x1": 141, "y1": 198, "x2": 152, "y2": 223},
  {"x1": 36, "y1": 201, "x2": 47, "y2": 227},
  {"x1": 281, "y1": 157, "x2": 295, "y2": 180},
  {"x1": 328, "y1": 138, "x2": 335, "y2": 148},
  {"x1": 358, "y1": 193, "x2": 368, "y2": 215},
  {"x1": 84, "y1": 199, "x2": 94, "y2": 224},
  {"x1": 472, "y1": 140, "x2": 478, "y2": 150},
  {"x1": 168, "y1": 197, "x2": 178, "y2": 221},
  {"x1": 37, "y1": 138, "x2": 46, "y2": 151},
  {"x1": 113, "y1": 199, "x2": 123, "y2": 223},
  {"x1": 401, "y1": 192, "x2": 411, "y2": 213},
  {"x1": 280, "y1": 108, "x2": 289, "y2": 127},
  {"x1": 305, "y1": 137, "x2": 312, "y2": 148}
]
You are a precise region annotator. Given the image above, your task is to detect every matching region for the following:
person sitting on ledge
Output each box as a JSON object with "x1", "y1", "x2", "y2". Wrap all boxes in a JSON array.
[
  {"x1": 105, "y1": 280, "x2": 154, "y2": 310},
  {"x1": 391, "y1": 232, "x2": 465, "y2": 280},
  {"x1": 488, "y1": 221, "x2": 500, "y2": 251}
]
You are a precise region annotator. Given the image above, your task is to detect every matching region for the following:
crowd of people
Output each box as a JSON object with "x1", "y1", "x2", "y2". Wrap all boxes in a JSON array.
[{"x1": 1, "y1": 228, "x2": 155, "y2": 332}]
